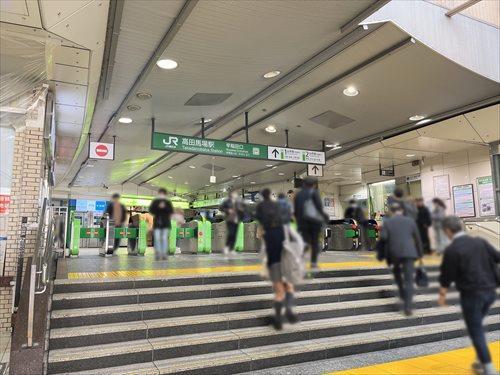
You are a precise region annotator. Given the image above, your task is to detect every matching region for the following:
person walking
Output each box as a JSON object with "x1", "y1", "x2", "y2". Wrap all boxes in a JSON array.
[
  {"x1": 220, "y1": 190, "x2": 242, "y2": 255},
  {"x1": 432, "y1": 197, "x2": 449, "y2": 253},
  {"x1": 438, "y1": 216, "x2": 500, "y2": 375},
  {"x1": 344, "y1": 199, "x2": 369, "y2": 250},
  {"x1": 104, "y1": 193, "x2": 127, "y2": 252},
  {"x1": 256, "y1": 188, "x2": 298, "y2": 330},
  {"x1": 277, "y1": 193, "x2": 293, "y2": 226},
  {"x1": 294, "y1": 177, "x2": 328, "y2": 269},
  {"x1": 415, "y1": 198, "x2": 432, "y2": 254},
  {"x1": 149, "y1": 188, "x2": 174, "y2": 260},
  {"x1": 380, "y1": 203, "x2": 423, "y2": 316},
  {"x1": 387, "y1": 187, "x2": 417, "y2": 220}
]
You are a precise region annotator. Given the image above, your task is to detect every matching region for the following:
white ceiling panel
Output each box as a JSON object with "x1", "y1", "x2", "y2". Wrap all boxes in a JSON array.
[
  {"x1": 0, "y1": 0, "x2": 42, "y2": 28},
  {"x1": 54, "y1": 82, "x2": 87, "y2": 107},
  {"x1": 57, "y1": 122, "x2": 82, "y2": 137},
  {"x1": 380, "y1": 130, "x2": 420, "y2": 147},
  {"x1": 464, "y1": 104, "x2": 500, "y2": 143},
  {"x1": 417, "y1": 115, "x2": 484, "y2": 143},
  {"x1": 54, "y1": 64, "x2": 88, "y2": 85},
  {"x1": 55, "y1": 103, "x2": 85, "y2": 124},
  {"x1": 390, "y1": 136, "x2": 479, "y2": 154},
  {"x1": 53, "y1": 46, "x2": 90, "y2": 68},
  {"x1": 39, "y1": 0, "x2": 93, "y2": 29}
]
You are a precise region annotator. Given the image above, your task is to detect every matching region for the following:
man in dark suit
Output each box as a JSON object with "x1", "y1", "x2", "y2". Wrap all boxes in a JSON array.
[
  {"x1": 380, "y1": 203, "x2": 423, "y2": 316},
  {"x1": 105, "y1": 193, "x2": 127, "y2": 252},
  {"x1": 439, "y1": 216, "x2": 499, "y2": 375},
  {"x1": 294, "y1": 177, "x2": 328, "y2": 269}
]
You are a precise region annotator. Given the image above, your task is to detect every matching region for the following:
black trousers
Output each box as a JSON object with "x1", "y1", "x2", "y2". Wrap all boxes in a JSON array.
[
  {"x1": 460, "y1": 290, "x2": 496, "y2": 364},
  {"x1": 299, "y1": 224, "x2": 321, "y2": 264},
  {"x1": 226, "y1": 221, "x2": 238, "y2": 250},
  {"x1": 392, "y1": 258, "x2": 415, "y2": 311}
]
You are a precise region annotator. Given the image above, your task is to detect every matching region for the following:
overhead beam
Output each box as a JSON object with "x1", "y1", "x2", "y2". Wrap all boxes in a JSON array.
[
  {"x1": 340, "y1": 0, "x2": 390, "y2": 34},
  {"x1": 445, "y1": 0, "x2": 482, "y2": 17}
]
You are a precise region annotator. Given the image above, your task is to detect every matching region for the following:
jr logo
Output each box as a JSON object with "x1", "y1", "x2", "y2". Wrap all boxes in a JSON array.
[{"x1": 163, "y1": 136, "x2": 178, "y2": 147}]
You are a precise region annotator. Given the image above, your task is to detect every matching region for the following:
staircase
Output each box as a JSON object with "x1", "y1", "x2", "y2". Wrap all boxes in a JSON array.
[{"x1": 47, "y1": 266, "x2": 500, "y2": 374}]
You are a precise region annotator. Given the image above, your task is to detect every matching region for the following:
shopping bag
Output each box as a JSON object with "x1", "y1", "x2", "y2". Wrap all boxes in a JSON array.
[{"x1": 281, "y1": 225, "x2": 305, "y2": 285}]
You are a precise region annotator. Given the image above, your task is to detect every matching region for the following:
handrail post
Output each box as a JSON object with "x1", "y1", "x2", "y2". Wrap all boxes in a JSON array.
[{"x1": 25, "y1": 263, "x2": 37, "y2": 348}]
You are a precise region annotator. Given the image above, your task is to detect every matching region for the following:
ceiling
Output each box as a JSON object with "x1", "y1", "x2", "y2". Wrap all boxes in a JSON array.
[{"x1": 51, "y1": 0, "x2": 499, "y2": 196}]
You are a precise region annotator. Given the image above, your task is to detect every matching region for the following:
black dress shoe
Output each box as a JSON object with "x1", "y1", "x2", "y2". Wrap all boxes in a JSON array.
[{"x1": 273, "y1": 315, "x2": 283, "y2": 330}]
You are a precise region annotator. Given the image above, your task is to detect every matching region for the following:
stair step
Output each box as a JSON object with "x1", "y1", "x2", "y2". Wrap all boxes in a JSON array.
[
  {"x1": 55, "y1": 266, "x2": 432, "y2": 293},
  {"x1": 51, "y1": 273, "x2": 440, "y2": 309},
  {"x1": 50, "y1": 282, "x2": 444, "y2": 328},
  {"x1": 49, "y1": 291, "x2": 461, "y2": 349},
  {"x1": 49, "y1": 314, "x2": 500, "y2": 374}
]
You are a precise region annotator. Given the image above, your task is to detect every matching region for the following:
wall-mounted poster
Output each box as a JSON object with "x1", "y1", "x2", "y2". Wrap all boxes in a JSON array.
[
  {"x1": 433, "y1": 175, "x2": 450, "y2": 199},
  {"x1": 452, "y1": 184, "x2": 476, "y2": 218},
  {"x1": 477, "y1": 176, "x2": 494, "y2": 216}
]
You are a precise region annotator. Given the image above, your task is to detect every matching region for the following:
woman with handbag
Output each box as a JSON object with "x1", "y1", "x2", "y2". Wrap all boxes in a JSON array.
[{"x1": 256, "y1": 188, "x2": 299, "y2": 330}]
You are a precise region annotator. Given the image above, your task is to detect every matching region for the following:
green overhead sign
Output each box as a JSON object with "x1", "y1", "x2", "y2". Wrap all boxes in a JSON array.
[
  {"x1": 151, "y1": 131, "x2": 326, "y2": 165},
  {"x1": 152, "y1": 132, "x2": 267, "y2": 160}
]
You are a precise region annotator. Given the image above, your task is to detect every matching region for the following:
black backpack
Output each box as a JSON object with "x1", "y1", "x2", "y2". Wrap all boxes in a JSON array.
[{"x1": 258, "y1": 201, "x2": 282, "y2": 229}]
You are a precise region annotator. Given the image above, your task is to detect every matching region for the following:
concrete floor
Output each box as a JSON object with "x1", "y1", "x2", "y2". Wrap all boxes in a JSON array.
[
  {"x1": 59, "y1": 247, "x2": 376, "y2": 277},
  {"x1": 0, "y1": 331, "x2": 10, "y2": 375},
  {"x1": 244, "y1": 331, "x2": 500, "y2": 375}
]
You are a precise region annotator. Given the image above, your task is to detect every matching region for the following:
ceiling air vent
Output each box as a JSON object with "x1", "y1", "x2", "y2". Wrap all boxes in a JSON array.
[
  {"x1": 201, "y1": 163, "x2": 225, "y2": 171},
  {"x1": 309, "y1": 110, "x2": 354, "y2": 129},
  {"x1": 185, "y1": 93, "x2": 232, "y2": 106}
]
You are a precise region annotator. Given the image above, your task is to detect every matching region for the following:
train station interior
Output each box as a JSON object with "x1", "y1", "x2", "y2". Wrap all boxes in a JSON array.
[{"x1": 0, "y1": 0, "x2": 499, "y2": 374}]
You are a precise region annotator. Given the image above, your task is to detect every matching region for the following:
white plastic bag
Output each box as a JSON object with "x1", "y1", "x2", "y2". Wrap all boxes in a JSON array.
[{"x1": 281, "y1": 225, "x2": 305, "y2": 284}]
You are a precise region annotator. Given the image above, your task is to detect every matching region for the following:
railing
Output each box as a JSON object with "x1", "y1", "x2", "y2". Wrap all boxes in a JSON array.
[{"x1": 24, "y1": 197, "x2": 55, "y2": 348}]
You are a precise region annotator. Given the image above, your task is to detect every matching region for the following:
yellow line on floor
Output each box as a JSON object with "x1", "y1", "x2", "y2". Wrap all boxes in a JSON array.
[
  {"x1": 67, "y1": 256, "x2": 442, "y2": 279},
  {"x1": 331, "y1": 341, "x2": 500, "y2": 374}
]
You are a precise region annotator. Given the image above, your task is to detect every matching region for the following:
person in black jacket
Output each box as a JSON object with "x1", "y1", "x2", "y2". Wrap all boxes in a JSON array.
[
  {"x1": 256, "y1": 189, "x2": 298, "y2": 330},
  {"x1": 438, "y1": 216, "x2": 500, "y2": 375},
  {"x1": 105, "y1": 193, "x2": 127, "y2": 252},
  {"x1": 415, "y1": 198, "x2": 432, "y2": 254},
  {"x1": 294, "y1": 177, "x2": 328, "y2": 269},
  {"x1": 220, "y1": 190, "x2": 243, "y2": 255},
  {"x1": 149, "y1": 188, "x2": 174, "y2": 260},
  {"x1": 344, "y1": 199, "x2": 369, "y2": 250},
  {"x1": 380, "y1": 203, "x2": 423, "y2": 316}
]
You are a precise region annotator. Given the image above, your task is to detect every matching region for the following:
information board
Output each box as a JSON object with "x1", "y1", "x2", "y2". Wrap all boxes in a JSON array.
[
  {"x1": 477, "y1": 176, "x2": 494, "y2": 216},
  {"x1": 452, "y1": 184, "x2": 476, "y2": 218},
  {"x1": 433, "y1": 175, "x2": 451, "y2": 199},
  {"x1": 268, "y1": 146, "x2": 325, "y2": 165}
]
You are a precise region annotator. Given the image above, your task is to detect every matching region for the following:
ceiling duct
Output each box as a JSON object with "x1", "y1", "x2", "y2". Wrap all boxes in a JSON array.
[
  {"x1": 185, "y1": 93, "x2": 232, "y2": 106},
  {"x1": 309, "y1": 110, "x2": 355, "y2": 129}
]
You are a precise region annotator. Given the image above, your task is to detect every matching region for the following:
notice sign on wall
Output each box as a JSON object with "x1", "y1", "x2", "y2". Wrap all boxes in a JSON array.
[
  {"x1": 89, "y1": 142, "x2": 114, "y2": 160},
  {"x1": 477, "y1": 176, "x2": 494, "y2": 216},
  {"x1": 433, "y1": 175, "x2": 451, "y2": 199},
  {"x1": 452, "y1": 184, "x2": 476, "y2": 218}
]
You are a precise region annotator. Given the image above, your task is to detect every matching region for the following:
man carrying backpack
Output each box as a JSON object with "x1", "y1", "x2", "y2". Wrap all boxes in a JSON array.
[{"x1": 294, "y1": 177, "x2": 328, "y2": 269}]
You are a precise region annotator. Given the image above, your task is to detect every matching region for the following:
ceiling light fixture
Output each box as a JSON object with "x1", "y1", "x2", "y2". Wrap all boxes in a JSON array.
[
  {"x1": 136, "y1": 92, "x2": 152, "y2": 100},
  {"x1": 409, "y1": 115, "x2": 425, "y2": 121},
  {"x1": 278, "y1": 172, "x2": 284, "y2": 176},
  {"x1": 205, "y1": 184, "x2": 210, "y2": 187},
  {"x1": 232, "y1": 175, "x2": 239, "y2": 178},
  {"x1": 327, "y1": 143, "x2": 342, "y2": 150},
  {"x1": 263, "y1": 70, "x2": 281, "y2": 79},
  {"x1": 265, "y1": 125, "x2": 277, "y2": 133},
  {"x1": 250, "y1": 181, "x2": 256, "y2": 184},
  {"x1": 156, "y1": 59, "x2": 178, "y2": 70},
  {"x1": 118, "y1": 117, "x2": 132, "y2": 124},
  {"x1": 188, "y1": 165, "x2": 196, "y2": 169},
  {"x1": 417, "y1": 119, "x2": 432, "y2": 125},
  {"x1": 334, "y1": 172, "x2": 341, "y2": 176},
  {"x1": 265, "y1": 164, "x2": 274, "y2": 167},
  {"x1": 167, "y1": 176, "x2": 173, "y2": 179},
  {"x1": 406, "y1": 154, "x2": 416, "y2": 157},
  {"x1": 343, "y1": 86, "x2": 359, "y2": 97}
]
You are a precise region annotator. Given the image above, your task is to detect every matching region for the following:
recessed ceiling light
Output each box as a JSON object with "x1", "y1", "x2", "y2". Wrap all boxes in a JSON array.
[
  {"x1": 236, "y1": 177, "x2": 241, "y2": 180},
  {"x1": 136, "y1": 92, "x2": 152, "y2": 100},
  {"x1": 250, "y1": 181, "x2": 256, "y2": 184},
  {"x1": 334, "y1": 172, "x2": 341, "y2": 176},
  {"x1": 205, "y1": 184, "x2": 210, "y2": 187},
  {"x1": 278, "y1": 172, "x2": 284, "y2": 176},
  {"x1": 127, "y1": 104, "x2": 141, "y2": 111},
  {"x1": 406, "y1": 154, "x2": 415, "y2": 157},
  {"x1": 188, "y1": 165, "x2": 196, "y2": 169},
  {"x1": 409, "y1": 115, "x2": 425, "y2": 121},
  {"x1": 184, "y1": 181, "x2": 188, "y2": 185},
  {"x1": 266, "y1": 164, "x2": 274, "y2": 167},
  {"x1": 343, "y1": 87, "x2": 359, "y2": 97},
  {"x1": 232, "y1": 175, "x2": 239, "y2": 178},
  {"x1": 263, "y1": 70, "x2": 281, "y2": 79},
  {"x1": 167, "y1": 176, "x2": 173, "y2": 179},
  {"x1": 156, "y1": 59, "x2": 178, "y2": 70},
  {"x1": 118, "y1": 117, "x2": 132, "y2": 124},
  {"x1": 265, "y1": 125, "x2": 277, "y2": 133}
]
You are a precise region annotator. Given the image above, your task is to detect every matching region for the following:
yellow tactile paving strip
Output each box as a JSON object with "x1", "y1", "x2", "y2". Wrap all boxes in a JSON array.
[
  {"x1": 67, "y1": 255, "x2": 442, "y2": 279},
  {"x1": 332, "y1": 341, "x2": 500, "y2": 374}
]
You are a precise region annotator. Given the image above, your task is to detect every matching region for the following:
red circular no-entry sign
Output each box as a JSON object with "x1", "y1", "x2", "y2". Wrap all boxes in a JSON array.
[{"x1": 95, "y1": 144, "x2": 108, "y2": 157}]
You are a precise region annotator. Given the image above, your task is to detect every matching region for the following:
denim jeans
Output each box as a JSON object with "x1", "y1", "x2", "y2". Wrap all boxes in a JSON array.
[
  {"x1": 153, "y1": 228, "x2": 169, "y2": 259},
  {"x1": 460, "y1": 290, "x2": 496, "y2": 364}
]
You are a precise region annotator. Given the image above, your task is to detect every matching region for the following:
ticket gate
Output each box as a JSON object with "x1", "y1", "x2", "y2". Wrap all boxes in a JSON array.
[
  {"x1": 211, "y1": 221, "x2": 226, "y2": 253},
  {"x1": 243, "y1": 221, "x2": 261, "y2": 252},
  {"x1": 176, "y1": 218, "x2": 212, "y2": 254},
  {"x1": 325, "y1": 219, "x2": 359, "y2": 251},
  {"x1": 69, "y1": 214, "x2": 147, "y2": 257}
]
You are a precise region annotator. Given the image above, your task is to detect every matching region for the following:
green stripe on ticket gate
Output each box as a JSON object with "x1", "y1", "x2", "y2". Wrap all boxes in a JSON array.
[
  {"x1": 345, "y1": 228, "x2": 358, "y2": 238},
  {"x1": 196, "y1": 218, "x2": 212, "y2": 253},
  {"x1": 114, "y1": 227, "x2": 138, "y2": 239},
  {"x1": 70, "y1": 219, "x2": 81, "y2": 256},
  {"x1": 169, "y1": 220, "x2": 177, "y2": 254},
  {"x1": 235, "y1": 221, "x2": 244, "y2": 252},
  {"x1": 137, "y1": 220, "x2": 147, "y2": 255},
  {"x1": 368, "y1": 229, "x2": 377, "y2": 238}
]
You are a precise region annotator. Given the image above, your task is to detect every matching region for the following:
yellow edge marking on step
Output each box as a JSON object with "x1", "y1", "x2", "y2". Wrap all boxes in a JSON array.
[
  {"x1": 66, "y1": 256, "x2": 440, "y2": 279},
  {"x1": 330, "y1": 341, "x2": 500, "y2": 374}
]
